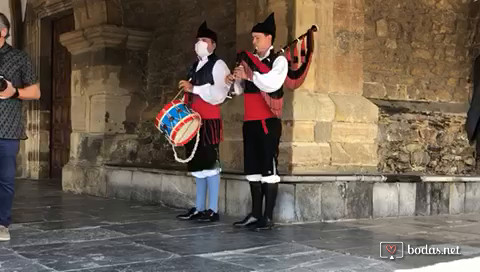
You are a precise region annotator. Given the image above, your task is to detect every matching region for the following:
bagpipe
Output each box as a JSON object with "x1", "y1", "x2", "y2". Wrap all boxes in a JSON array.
[
  {"x1": 233, "y1": 24, "x2": 317, "y2": 91},
  {"x1": 228, "y1": 25, "x2": 317, "y2": 118}
]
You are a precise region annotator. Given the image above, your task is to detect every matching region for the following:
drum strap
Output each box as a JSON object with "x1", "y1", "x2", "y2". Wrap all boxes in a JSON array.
[{"x1": 170, "y1": 130, "x2": 200, "y2": 163}]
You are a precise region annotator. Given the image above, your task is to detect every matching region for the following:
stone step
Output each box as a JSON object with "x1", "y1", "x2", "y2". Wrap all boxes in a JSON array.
[{"x1": 64, "y1": 165, "x2": 480, "y2": 223}]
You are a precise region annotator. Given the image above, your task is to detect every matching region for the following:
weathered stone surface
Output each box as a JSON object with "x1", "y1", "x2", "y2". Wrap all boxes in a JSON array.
[
  {"x1": 282, "y1": 121, "x2": 315, "y2": 142},
  {"x1": 225, "y1": 180, "x2": 252, "y2": 218},
  {"x1": 222, "y1": 120, "x2": 243, "y2": 141},
  {"x1": 330, "y1": 56, "x2": 363, "y2": 95},
  {"x1": 331, "y1": 122, "x2": 378, "y2": 143},
  {"x1": 274, "y1": 184, "x2": 296, "y2": 222},
  {"x1": 278, "y1": 142, "x2": 331, "y2": 172},
  {"x1": 72, "y1": 66, "x2": 130, "y2": 96},
  {"x1": 330, "y1": 95, "x2": 379, "y2": 123},
  {"x1": 106, "y1": 169, "x2": 134, "y2": 200},
  {"x1": 430, "y1": 182, "x2": 450, "y2": 215},
  {"x1": 217, "y1": 179, "x2": 227, "y2": 214},
  {"x1": 449, "y1": 183, "x2": 465, "y2": 215},
  {"x1": 90, "y1": 95, "x2": 131, "y2": 134},
  {"x1": 105, "y1": 135, "x2": 141, "y2": 166},
  {"x1": 222, "y1": 97, "x2": 245, "y2": 142},
  {"x1": 60, "y1": 25, "x2": 152, "y2": 55},
  {"x1": 71, "y1": 96, "x2": 87, "y2": 131},
  {"x1": 465, "y1": 183, "x2": 480, "y2": 213},
  {"x1": 130, "y1": 171, "x2": 164, "y2": 203},
  {"x1": 321, "y1": 182, "x2": 346, "y2": 220},
  {"x1": 346, "y1": 182, "x2": 373, "y2": 219},
  {"x1": 376, "y1": 19, "x2": 388, "y2": 37},
  {"x1": 283, "y1": 92, "x2": 335, "y2": 122},
  {"x1": 364, "y1": 0, "x2": 471, "y2": 103},
  {"x1": 373, "y1": 183, "x2": 398, "y2": 218},
  {"x1": 158, "y1": 174, "x2": 196, "y2": 209},
  {"x1": 363, "y1": 82, "x2": 387, "y2": 98},
  {"x1": 62, "y1": 163, "x2": 107, "y2": 197},
  {"x1": 314, "y1": 122, "x2": 332, "y2": 143},
  {"x1": 398, "y1": 183, "x2": 416, "y2": 216},
  {"x1": 378, "y1": 109, "x2": 475, "y2": 175},
  {"x1": 219, "y1": 140, "x2": 244, "y2": 173},
  {"x1": 416, "y1": 182, "x2": 431, "y2": 216},
  {"x1": 331, "y1": 143, "x2": 377, "y2": 166},
  {"x1": 295, "y1": 184, "x2": 322, "y2": 222}
]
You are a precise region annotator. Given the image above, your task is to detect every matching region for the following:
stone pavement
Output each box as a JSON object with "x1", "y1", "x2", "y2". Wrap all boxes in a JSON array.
[{"x1": 1, "y1": 179, "x2": 480, "y2": 272}]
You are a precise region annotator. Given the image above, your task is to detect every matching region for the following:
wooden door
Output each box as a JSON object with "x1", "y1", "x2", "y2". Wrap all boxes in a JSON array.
[{"x1": 50, "y1": 14, "x2": 74, "y2": 179}]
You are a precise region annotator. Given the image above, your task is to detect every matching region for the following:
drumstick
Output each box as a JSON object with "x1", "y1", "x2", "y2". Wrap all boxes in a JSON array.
[{"x1": 173, "y1": 78, "x2": 192, "y2": 101}]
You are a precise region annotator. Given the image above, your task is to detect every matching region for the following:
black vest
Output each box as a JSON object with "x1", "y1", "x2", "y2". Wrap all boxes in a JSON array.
[
  {"x1": 244, "y1": 50, "x2": 284, "y2": 99},
  {"x1": 187, "y1": 54, "x2": 219, "y2": 86}
]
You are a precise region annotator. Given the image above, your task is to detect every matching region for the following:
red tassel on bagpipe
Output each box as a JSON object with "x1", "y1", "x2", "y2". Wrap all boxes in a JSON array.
[
  {"x1": 292, "y1": 40, "x2": 299, "y2": 70},
  {"x1": 284, "y1": 26, "x2": 317, "y2": 90},
  {"x1": 301, "y1": 37, "x2": 306, "y2": 63}
]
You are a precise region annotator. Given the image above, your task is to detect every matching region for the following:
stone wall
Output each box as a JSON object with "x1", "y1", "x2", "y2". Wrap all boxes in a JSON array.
[
  {"x1": 377, "y1": 102, "x2": 475, "y2": 175},
  {"x1": 364, "y1": 0, "x2": 480, "y2": 175},
  {"x1": 364, "y1": 0, "x2": 474, "y2": 103}
]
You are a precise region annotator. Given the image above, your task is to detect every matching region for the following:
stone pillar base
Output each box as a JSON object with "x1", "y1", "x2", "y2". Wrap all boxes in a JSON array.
[{"x1": 62, "y1": 162, "x2": 107, "y2": 197}]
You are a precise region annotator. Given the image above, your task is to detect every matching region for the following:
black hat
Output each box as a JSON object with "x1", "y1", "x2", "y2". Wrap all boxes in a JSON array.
[
  {"x1": 251, "y1": 12, "x2": 276, "y2": 41},
  {"x1": 196, "y1": 21, "x2": 217, "y2": 43}
]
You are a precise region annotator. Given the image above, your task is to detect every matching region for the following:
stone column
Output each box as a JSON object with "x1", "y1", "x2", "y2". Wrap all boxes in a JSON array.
[
  {"x1": 283, "y1": 0, "x2": 378, "y2": 173},
  {"x1": 225, "y1": 0, "x2": 379, "y2": 174},
  {"x1": 59, "y1": 0, "x2": 152, "y2": 195}
]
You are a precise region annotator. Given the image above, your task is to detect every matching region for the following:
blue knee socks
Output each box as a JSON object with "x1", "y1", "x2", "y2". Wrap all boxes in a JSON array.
[
  {"x1": 195, "y1": 177, "x2": 207, "y2": 211},
  {"x1": 206, "y1": 174, "x2": 220, "y2": 213}
]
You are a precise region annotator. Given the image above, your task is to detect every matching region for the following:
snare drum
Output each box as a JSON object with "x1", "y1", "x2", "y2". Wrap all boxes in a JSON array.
[{"x1": 154, "y1": 100, "x2": 201, "y2": 146}]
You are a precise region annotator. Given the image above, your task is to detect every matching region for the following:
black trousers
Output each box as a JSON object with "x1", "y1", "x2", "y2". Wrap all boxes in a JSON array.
[{"x1": 243, "y1": 118, "x2": 282, "y2": 178}]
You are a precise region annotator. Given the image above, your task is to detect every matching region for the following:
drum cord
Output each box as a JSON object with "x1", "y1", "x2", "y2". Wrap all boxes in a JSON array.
[{"x1": 170, "y1": 130, "x2": 200, "y2": 163}]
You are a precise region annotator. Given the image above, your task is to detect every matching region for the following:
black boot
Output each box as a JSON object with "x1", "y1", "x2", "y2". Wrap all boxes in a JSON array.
[
  {"x1": 253, "y1": 183, "x2": 278, "y2": 231},
  {"x1": 233, "y1": 182, "x2": 263, "y2": 227}
]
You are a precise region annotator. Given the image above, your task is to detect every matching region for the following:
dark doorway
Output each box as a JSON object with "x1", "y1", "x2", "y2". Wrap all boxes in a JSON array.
[{"x1": 50, "y1": 14, "x2": 74, "y2": 179}]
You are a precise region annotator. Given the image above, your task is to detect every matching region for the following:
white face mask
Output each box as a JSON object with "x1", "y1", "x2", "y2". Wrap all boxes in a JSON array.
[{"x1": 195, "y1": 41, "x2": 210, "y2": 58}]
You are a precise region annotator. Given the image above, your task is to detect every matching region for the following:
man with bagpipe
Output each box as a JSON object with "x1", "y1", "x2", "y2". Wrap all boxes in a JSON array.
[
  {"x1": 176, "y1": 21, "x2": 231, "y2": 222},
  {"x1": 226, "y1": 13, "x2": 316, "y2": 231}
]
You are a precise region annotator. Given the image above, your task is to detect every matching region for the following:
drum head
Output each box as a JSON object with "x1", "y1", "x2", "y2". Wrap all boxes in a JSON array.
[{"x1": 173, "y1": 118, "x2": 201, "y2": 145}]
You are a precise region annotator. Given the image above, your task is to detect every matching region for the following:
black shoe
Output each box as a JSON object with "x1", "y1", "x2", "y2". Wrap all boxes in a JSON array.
[
  {"x1": 251, "y1": 217, "x2": 274, "y2": 231},
  {"x1": 197, "y1": 209, "x2": 220, "y2": 222},
  {"x1": 233, "y1": 213, "x2": 258, "y2": 227},
  {"x1": 176, "y1": 207, "x2": 204, "y2": 220}
]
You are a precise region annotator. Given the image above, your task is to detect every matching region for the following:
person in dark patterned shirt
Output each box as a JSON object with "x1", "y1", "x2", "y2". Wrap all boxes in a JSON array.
[{"x1": 0, "y1": 13, "x2": 41, "y2": 242}]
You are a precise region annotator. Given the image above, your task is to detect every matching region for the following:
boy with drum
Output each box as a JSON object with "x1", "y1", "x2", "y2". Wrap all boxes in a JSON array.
[{"x1": 176, "y1": 21, "x2": 231, "y2": 222}]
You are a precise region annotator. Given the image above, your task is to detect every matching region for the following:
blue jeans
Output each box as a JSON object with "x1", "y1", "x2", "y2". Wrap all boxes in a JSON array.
[{"x1": 0, "y1": 139, "x2": 19, "y2": 227}]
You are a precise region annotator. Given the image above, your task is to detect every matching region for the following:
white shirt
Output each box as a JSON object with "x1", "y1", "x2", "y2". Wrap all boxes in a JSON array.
[
  {"x1": 233, "y1": 46, "x2": 289, "y2": 95},
  {"x1": 192, "y1": 54, "x2": 231, "y2": 105}
]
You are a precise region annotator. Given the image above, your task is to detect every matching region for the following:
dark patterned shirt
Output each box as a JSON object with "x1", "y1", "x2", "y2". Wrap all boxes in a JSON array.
[{"x1": 0, "y1": 43, "x2": 37, "y2": 140}]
